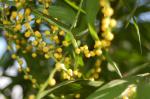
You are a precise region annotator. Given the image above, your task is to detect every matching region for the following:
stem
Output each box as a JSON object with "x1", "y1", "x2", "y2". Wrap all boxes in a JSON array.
[
  {"x1": 70, "y1": 0, "x2": 84, "y2": 30},
  {"x1": 36, "y1": 68, "x2": 57, "y2": 99}
]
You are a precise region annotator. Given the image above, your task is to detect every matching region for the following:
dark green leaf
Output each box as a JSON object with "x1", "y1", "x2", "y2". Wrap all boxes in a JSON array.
[
  {"x1": 48, "y1": 6, "x2": 76, "y2": 24},
  {"x1": 85, "y1": 0, "x2": 99, "y2": 40}
]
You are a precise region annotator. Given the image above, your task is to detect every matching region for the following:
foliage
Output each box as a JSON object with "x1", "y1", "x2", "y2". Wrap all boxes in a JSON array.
[{"x1": 0, "y1": 0, "x2": 150, "y2": 99}]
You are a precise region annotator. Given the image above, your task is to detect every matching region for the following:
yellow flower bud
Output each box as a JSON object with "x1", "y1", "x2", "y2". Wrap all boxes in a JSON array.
[
  {"x1": 11, "y1": 54, "x2": 17, "y2": 59},
  {"x1": 32, "y1": 79, "x2": 36, "y2": 84},
  {"x1": 28, "y1": 94, "x2": 35, "y2": 99},
  {"x1": 24, "y1": 31, "x2": 31, "y2": 38},
  {"x1": 53, "y1": 35, "x2": 58, "y2": 41},
  {"x1": 11, "y1": 11, "x2": 17, "y2": 19},
  {"x1": 43, "y1": 9, "x2": 48, "y2": 15},
  {"x1": 110, "y1": 19, "x2": 117, "y2": 28},
  {"x1": 27, "y1": 16, "x2": 32, "y2": 21},
  {"x1": 25, "y1": 8, "x2": 31, "y2": 16},
  {"x1": 48, "y1": 78, "x2": 56, "y2": 86},
  {"x1": 32, "y1": 53, "x2": 37, "y2": 58},
  {"x1": 99, "y1": 0, "x2": 108, "y2": 6},
  {"x1": 73, "y1": 70, "x2": 79, "y2": 76},
  {"x1": 75, "y1": 93, "x2": 80, "y2": 99},
  {"x1": 26, "y1": 67, "x2": 30, "y2": 72},
  {"x1": 95, "y1": 60, "x2": 102, "y2": 67},
  {"x1": 44, "y1": 53, "x2": 50, "y2": 59},
  {"x1": 68, "y1": 69, "x2": 73, "y2": 76},
  {"x1": 59, "y1": 30, "x2": 65, "y2": 36},
  {"x1": 43, "y1": 47, "x2": 49, "y2": 53},
  {"x1": 103, "y1": 7, "x2": 114, "y2": 17},
  {"x1": 90, "y1": 51, "x2": 95, "y2": 57},
  {"x1": 55, "y1": 62, "x2": 66, "y2": 70},
  {"x1": 45, "y1": 3, "x2": 49, "y2": 8},
  {"x1": 24, "y1": 22, "x2": 30, "y2": 29},
  {"x1": 54, "y1": 53, "x2": 59, "y2": 59},
  {"x1": 56, "y1": 48, "x2": 62, "y2": 53},
  {"x1": 85, "y1": 53, "x2": 91, "y2": 58},
  {"x1": 45, "y1": 30, "x2": 50, "y2": 36},
  {"x1": 83, "y1": 45, "x2": 88, "y2": 50},
  {"x1": 18, "y1": 13, "x2": 23, "y2": 20},
  {"x1": 32, "y1": 40, "x2": 38, "y2": 46},
  {"x1": 75, "y1": 48, "x2": 80, "y2": 54},
  {"x1": 18, "y1": 59, "x2": 23, "y2": 65},
  {"x1": 94, "y1": 40, "x2": 102, "y2": 48},
  {"x1": 3, "y1": 20, "x2": 10, "y2": 25},
  {"x1": 24, "y1": 75, "x2": 29, "y2": 80},
  {"x1": 101, "y1": 40, "x2": 111, "y2": 47},
  {"x1": 105, "y1": 32, "x2": 114, "y2": 41},
  {"x1": 77, "y1": 72, "x2": 82, "y2": 78},
  {"x1": 16, "y1": 44, "x2": 20, "y2": 50},
  {"x1": 14, "y1": 24, "x2": 22, "y2": 31},
  {"x1": 36, "y1": 18, "x2": 41, "y2": 24},
  {"x1": 95, "y1": 49, "x2": 102, "y2": 56},
  {"x1": 62, "y1": 72, "x2": 70, "y2": 80},
  {"x1": 96, "y1": 67, "x2": 101, "y2": 73},
  {"x1": 62, "y1": 41, "x2": 69, "y2": 47},
  {"x1": 64, "y1": 57, "x2": 71, "y2": 65},
  {"x1": 51, "y1": 25, "x2": 58, "y2": 32},
  {"x1": 16, "y1": 2, "x2": 22, "y2": 8},
  {"x1": 102, "y1": 18, "x2": 110, "y2": 28},
  {"x1": 34, "y1": 31, "x2": 41, "y2": 38}
]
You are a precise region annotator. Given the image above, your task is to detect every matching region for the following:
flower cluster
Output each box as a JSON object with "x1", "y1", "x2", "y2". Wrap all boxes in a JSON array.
[
  {"x1": 0, "y1": 0, "x2": 117, "y2": 98},
  {"x1": 100, "y1": 0, "x2": 117, "y2": 47}
]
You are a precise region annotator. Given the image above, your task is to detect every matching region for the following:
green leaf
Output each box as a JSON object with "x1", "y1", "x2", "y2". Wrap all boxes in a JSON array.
[
  {"x1": 0, "y1": 51, "x2": 13, "y2": 67},
  {"x1": 88, "y1": 24, "x2": 99, "y2": 40},
  {"x1": 103, "y1": 50, "x2": 123, "y2": 78},
  {"x1": 85, "y1": 0, "x2": 99, "y2": 40},
  {"x1": 87, "y1": 79, "x2": 128, "y2": 99},
  {"x1": 37, "y1": 80, "x2": 77, "y2": 99},
  {"x1": 125, "y1": 3, "x2": 138, "y2": 28},
  {"x1": 70, "y1": 0, "x2": 84, "y2": 30},
  {"x1": 133, "y1": 17, "x2": 142, "y2": 54},
  {"x1": 76, "y1": 55, "x2": 84, "y2": 66},
  {"x1": 87, "y1": 80, "x2": 104, "y2": 87},
  {"x1": 124, "y1": 63, "x2": 150, "y2": 76},
  {"x1": 137, "y1": 74, "x2": 150, "y2": 99},
  {"x1": 65, "y1": 32, "x2": 72, "y2": 41},
  {"x1": 48, "y1": 6, "x2": 76, "y2": 24},
  {"x1": 64, "y1": 0, "x2": 86, "y2": 14},
  {"x1": 38, "y1": 80, "x2": 103, "y2": 99},
  {"x1": 87, "y1": 74, "x2": 150, "y2": 99}
]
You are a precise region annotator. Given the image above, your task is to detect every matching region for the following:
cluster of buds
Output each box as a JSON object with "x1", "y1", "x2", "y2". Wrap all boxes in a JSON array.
[
  {"x1": 75, "y1": 44, "x2": 102, "y2": 58},
  {"x1": 100, "y1": 0, "x2": 117, "y2": 47},
  {"x1": 90, "y1": 59, "x2": 102, "y2": 80},
  {"x1": 0, "y1": 0, "x2": 117, "y2": 98},
  {"x1": 121, "y1": 84, "x2": 137, "y2": 99},
  {"x1": 38, "y1": 0, "x2": 52, "y2": 15}
]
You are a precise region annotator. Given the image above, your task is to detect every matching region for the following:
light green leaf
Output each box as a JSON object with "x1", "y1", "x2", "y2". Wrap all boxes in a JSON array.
[
  {"x1": 87, "y1": 80, "x2": 128, "y2": 99},
  {"x1": 104, "y1": 50, "x2": 123, "y2": 78},
  {"x1": 87, "y1": 74, "x2": 150, "y2": 99},
  {"x1": 133, "y1": 17, "x2": 142, "y2": 54},
  {"x1": 64, "y1": 0, "x2": 86, "y2": 14},
  {"x1": 88, "y1": 24, "x2": 99, "y2": 40},
  {"x1": 37, "y1": 80, "x2": 77, "y2": 99},
  {"x1": 76, "y1": 55, "x2": 84, "y2": 66}
]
